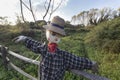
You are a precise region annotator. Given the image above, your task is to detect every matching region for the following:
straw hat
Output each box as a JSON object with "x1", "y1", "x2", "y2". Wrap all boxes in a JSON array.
[{"x1": 43, "y1": 16, "x2": 66, "y2": 36}]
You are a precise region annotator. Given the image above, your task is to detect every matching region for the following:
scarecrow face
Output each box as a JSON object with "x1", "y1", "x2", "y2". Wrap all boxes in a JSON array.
[{"x1": 46, "y1": 30, "x2": 61, "y2": 43}]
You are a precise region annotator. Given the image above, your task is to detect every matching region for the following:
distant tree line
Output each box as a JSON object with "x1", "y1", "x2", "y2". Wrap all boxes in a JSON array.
[
  {"x1": 0, "y1": 16, "x2": 11, "y2": 25},
  {"x1": 71, "y1": 7, "x2": 120, "y2": 26}
]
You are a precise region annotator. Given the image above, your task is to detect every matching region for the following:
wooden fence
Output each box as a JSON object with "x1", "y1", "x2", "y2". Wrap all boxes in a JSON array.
[{"x1": 0, "y1": 45, "x2": 110, "y2": 80}]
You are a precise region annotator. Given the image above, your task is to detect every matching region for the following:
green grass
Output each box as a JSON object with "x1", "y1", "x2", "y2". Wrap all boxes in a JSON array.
[{"x1": 0, "y1": 24, "x2": 120, "y2": 80}]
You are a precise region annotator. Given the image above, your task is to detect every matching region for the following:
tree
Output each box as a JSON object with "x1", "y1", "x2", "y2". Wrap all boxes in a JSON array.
[
  {"x1": 111, "y1": 10, "x2": 118, "y2": 18},
  {"x1": 118, "y1": 8, "x2": 120, "y2": 17},
  {"x1": 47, "y1": 0, "x2": 64, "y2": 21},
  {"x1": 0, "y1": 16, "x2": 11, "y2": 25},
  {"x1": 19, "y1": 0, "x2": 64, "y2": 23},
  {"x1": 77, "y1": 11, "x2": 89, "y2": 26},
  {"x1": 71, "y1": 7, "x2": 120, "y2": 26},
  {"x1": 71, "y1": 15, "x2": 77, "y2": 25},
  {"x1": 88, "y1": 8, "x2": 98, "y2": 25},
  {"x1": 98, "y1": 8, "x2": 112, "y2": 22}
]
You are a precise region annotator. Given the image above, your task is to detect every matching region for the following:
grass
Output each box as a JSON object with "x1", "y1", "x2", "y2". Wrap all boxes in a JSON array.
[{"x1": 0, "y1": 25, "x2": 120, "y2": 80}]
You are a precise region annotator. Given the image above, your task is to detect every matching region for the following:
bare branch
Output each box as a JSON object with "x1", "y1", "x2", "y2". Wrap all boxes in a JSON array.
[
  {"x1": 20, "y1": 0, "x2": 27, "y2": 23},
  {"x1": 29, "y1": 0, "x2": 39, "y2": 27},
  {"x1": 29, "y1": 0, "x2": 37, "y2": 22},
  {"x1": 52, "y1": 0, "x2": 63, "y2": 13},
  {"x1": 21, "y1": 0, "x2": 31, "y2": 11},
  {"x1": 43, "y1": 0, "x2": 52, "y2": 20},
  {"x1": 48, "y1": 0, "x2": 54, "y2": 20},
  {"x1": 44, "y1": 0, "x2": 48, "y2": 10},
  {"x1": 48, "y1": 0, "x2": 63, "y2": 20}
]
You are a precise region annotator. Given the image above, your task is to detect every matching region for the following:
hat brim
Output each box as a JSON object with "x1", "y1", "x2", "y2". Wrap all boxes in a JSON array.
[{"x1": 43, "y1": 24, "x2": 66, "y2": 36}]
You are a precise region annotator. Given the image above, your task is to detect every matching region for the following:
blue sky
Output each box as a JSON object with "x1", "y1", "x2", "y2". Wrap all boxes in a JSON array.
[
  {"x1": 0, "y1": 0, "x2": 120, "y2": 24},
  {"x1": 61, "y1": 0, "x2": 120, "y2": 21}
]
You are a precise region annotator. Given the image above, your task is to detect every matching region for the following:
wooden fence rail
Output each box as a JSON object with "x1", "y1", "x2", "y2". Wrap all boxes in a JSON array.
[
  {"x1": 8, "y1": 51, "x2": 39, "y2": 65},
  {"x1": 0, "y1": 45, "x2": 110, "y2": 80},
  {"x1": 0, "y1": 52, "x2": 37, "y2": 80},
  {"x1": 0, "y1": 46, "x2": 37, "y2": 80}
]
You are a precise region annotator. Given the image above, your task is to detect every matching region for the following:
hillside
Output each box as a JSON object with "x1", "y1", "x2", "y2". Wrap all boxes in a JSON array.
[{"x1": 0, "y1": 17, "x2": 120, "y2": 80}]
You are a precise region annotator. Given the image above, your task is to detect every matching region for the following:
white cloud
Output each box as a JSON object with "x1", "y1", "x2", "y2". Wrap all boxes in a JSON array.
[
  {"x1": 0, "y1": 0, "x2": 18, "y2": 15},
  {"x1": 16, "y1": 0, "x2": 70, "y2": 22},
  {"x1": 0, "y1": 0, "x2": 19, "y2": 23},
  {"x1": 0, "y1": 0, "x2": 69, "y2": 24},
  {"x1": 32, "y1": 0, "x2": 69, "y2": 21}
]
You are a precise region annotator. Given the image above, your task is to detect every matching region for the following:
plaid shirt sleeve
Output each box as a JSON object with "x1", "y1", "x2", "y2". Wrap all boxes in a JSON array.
[
  {"x1": 24, "y1": 37, "x2": 47, "y2": 56},
  {"x1": 62, "y1": 50, "x2": 93, "y2": 70}
]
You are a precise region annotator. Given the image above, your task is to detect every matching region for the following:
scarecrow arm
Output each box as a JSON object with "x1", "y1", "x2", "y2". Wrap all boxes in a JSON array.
[
  {"x1": 13, "y1": 35, "x2": 46, "y2": 56},
  {"x1": 63, "y1": 51, "x2": 93, "y2": 70},
  {"x1": 24, "y1": 37, "x2": 47, "y2": 56},
  {"x1": 62, "y1": 50, "x2": 109, "y2": 80}
]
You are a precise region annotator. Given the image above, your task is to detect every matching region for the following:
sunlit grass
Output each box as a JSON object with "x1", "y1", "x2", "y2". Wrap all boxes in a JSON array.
[{"x1": 0, "y1": 23, "x2": 120, "y2": 80}]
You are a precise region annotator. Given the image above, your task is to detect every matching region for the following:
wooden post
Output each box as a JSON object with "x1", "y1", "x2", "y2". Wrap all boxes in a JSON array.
[{"x1": 0, "y1": 46, "x2": 9, "y2": 69}]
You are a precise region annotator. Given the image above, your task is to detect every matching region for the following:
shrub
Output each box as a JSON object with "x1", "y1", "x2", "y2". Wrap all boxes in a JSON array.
[{"x1": 85, "y1": 17, "x2": 120, "y2": 54}]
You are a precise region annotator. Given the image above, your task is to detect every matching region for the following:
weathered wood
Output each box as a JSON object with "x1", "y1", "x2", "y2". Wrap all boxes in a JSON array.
[
  {"x1": 0, "y1": 46, "x2": 8, "y2": 69},
  {"x1": 0, "y1": 45, "x2": 39, "y2": 65},
  {"x1": 0, "y1": 52, "x2": 1, "y2": 55},
  {"x1": 9, "y1": 62, "x2": 37, "y2": 80},
  {"x1": 0, "y1": 52, "x2": 37, "y2": 80},
  {"x1": 0, "y1": 45, "x2": 8, "y2": 49},
  {"x1": 0, "y1": 45, "x2": 110, "y2": 80},
  {"x1": 8, "y1": 51, "x2": 39, "y2": 65},
  {"x1": 71, "y1": 70, "x2": 110, "y2": 80}
]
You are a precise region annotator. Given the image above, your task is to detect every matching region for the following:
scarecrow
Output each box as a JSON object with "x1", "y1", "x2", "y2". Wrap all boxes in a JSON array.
[{"x1": 13, "y1": 16, "x2": 98, "y2": 80}]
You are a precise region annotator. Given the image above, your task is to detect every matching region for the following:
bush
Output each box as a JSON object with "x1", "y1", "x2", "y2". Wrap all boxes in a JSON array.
[{"x1": 85, "y1": 17, "x2": 120, "y2": 54}]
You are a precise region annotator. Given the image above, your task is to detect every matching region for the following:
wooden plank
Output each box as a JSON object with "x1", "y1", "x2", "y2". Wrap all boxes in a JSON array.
[
  {"x1": 1, "y1": 52, "x2": 110, "y2": 80},
  {"x1": 0, "y1": 53, "x2": 37, "y2": 80},
  {"x1": 8, "y1": 51, "x2": 39, "y2": 65},
  {"x1": 0, "y1": 45, "x2": 39, "y2": 65},
  {"x1": 71, "y1": 70, "x2": 110, "y2": 80},
  {"x1": 9, "y1": 62, "x2": 37, "y2": 80},
  {"x1": 0, "y1": 47, "x2": 110, "y2": 80}
]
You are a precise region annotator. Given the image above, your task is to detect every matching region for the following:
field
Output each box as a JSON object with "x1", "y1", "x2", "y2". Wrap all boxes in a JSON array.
[{"x1": 0, "y1": 18, "x2": 120, "y2": 80}]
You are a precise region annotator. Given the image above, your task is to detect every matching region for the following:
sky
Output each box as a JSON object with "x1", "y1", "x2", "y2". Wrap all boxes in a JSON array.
[{"x1": 0, "y1": 0, "x2": 120, "y2": 24}]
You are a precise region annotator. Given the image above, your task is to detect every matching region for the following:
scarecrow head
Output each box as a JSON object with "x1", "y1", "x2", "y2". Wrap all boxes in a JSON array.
[{"x1": 43, "y1": 16, "x2": 66, "y2": 44}]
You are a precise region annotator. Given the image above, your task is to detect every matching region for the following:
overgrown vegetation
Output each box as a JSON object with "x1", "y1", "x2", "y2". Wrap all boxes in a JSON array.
[
  {"x1": 85, "y1": 17, "x2": 120, "y2": 54},
  {"x1": 0, "y1": 17, "x2": 120, "y2": 80}
]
